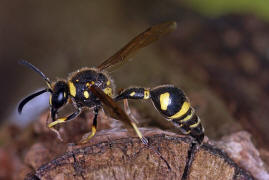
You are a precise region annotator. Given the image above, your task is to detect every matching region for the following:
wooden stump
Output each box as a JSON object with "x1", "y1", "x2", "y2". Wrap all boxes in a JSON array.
[{"x1": 24, "y1": 129, "x2": 253, "y2": 180}]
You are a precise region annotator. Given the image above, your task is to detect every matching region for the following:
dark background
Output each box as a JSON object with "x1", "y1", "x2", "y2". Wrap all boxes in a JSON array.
[{"x1": 1, "y1": 0, "x2": 269, "y2": 151}]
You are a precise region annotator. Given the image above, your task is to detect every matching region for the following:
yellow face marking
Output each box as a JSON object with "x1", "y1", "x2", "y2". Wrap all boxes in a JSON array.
[
  {"x1": 68, "y1": 81, "x2": 76, "y2": 97},
  {"x1": 144, "y1": 89, "x2": 150, "y2": 99},
  {"x1": 76, "y1": 79, "x2": 79, "y2": 82},
  {"x1": 190, "y1": 117, "x2": 201, "y2": 128},
  {"x1": 169, "y1": 101, "x2": 191, "y2": 119},
  {"x1": 49, "y1": 95, "x2": 52, "y2": 105},
  {"x1": 106, "y1": 80, "x2": 111, "y2": 86},
  {"x1": 83, "y1": 91, "x2": 90, "y2": 99},
  {"x1": 160, "y1": 92, "x2": 170, "y2": 111},
  {"x1": 130, "y1": 92, "x2": 136, "y2": 96},
  {"x1": 104, "y1": 87, "x2": 112, "y2": 97}
]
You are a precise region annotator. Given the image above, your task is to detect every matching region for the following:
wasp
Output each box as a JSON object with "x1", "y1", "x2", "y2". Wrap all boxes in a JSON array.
[
  {"x1": 115, "y1": 85, "x2": 204, "y2": 144},
  {"x1": 18, "y1": 21, "x2": 204, "y2": 148}
]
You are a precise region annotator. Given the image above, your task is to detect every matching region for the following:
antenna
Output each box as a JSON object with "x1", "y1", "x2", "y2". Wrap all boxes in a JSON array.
[{"x1": 19, "y1": 60, "x2": 52, "y2": 88}]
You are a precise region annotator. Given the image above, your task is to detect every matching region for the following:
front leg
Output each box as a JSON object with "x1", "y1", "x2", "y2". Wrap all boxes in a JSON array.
[{"x1": 48, "y1": 107, "x2": 81, "y2": 141}]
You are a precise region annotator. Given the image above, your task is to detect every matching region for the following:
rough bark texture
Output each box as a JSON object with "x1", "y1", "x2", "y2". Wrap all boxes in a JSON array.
[
  {"x1": 1, "y1": 107, "x2": 263, "y2": 179},
  {"x1": 24, "y1": 129, "x2": 253, "y2": 180}
]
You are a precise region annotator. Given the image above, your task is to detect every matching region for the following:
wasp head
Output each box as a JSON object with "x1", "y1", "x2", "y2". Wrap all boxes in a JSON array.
[
  {"x1": 49, "y1": 81, "x2": 69, "y2": 121},
  {"x1": 18, "y1": 60, "x2": 69, "y2": 121}
]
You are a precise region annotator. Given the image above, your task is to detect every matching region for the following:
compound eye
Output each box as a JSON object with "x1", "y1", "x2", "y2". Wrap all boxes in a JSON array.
[
  {"x1": 52, "y1": 91, "x2": 67, "y2": 108},
  {"x1": 57, "y1": 91, "x2": 64, "y2": 102}
]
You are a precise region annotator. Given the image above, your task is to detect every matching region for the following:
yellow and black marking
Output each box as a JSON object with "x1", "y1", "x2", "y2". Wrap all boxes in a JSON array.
[
  {"x1": 83, "y1": 90, "x2": 90, "y2": 99},
  {"x1": 67, "y1": 68, "x2": 114, "y2": 108},
  {"x1": 144, "y1": 89, "x2": 150, "y2": 99},
  {"x1": 104, "y1": 87, "x2": 112, "y2": 97},
  {"x1": 106, "y1": 80, "x2": 111, "y2": 86},
  {"x1": 48, "y1": 117, "x2": 68, "y2": 128},
  {"x1": 130, "y1": 92, "x2": 136, "y2": 96},
  {"x1": 68, "y1": 81, "x2": 76, "y2": 97},
  {"x1": 116, "y1": 85, "x2": 204, "y2": 144},
  {"x1": 48, "y1": 107, "x2": 82, "y2": 129},
  {"x1": 149, "y1": 85, "x2": 203, "y2": 144},
  {"x1": 49, "y1": 95, "x2": 52, "y2": 105},
  {"x1": 160, "y1": 92, "x2": 170, "y2": 110},
  {"x1": 18, "y1": 22, "x2": 180, "y2": 170},
  {"x1": 85, "y1": 81, "x2": 95, "y2": 88},
  {"x1": 115, "y1": 87, "x2": 151, "y2": 100},
  {"x1": 80, "y1": 106, "x2": 99, "y2": 143}
]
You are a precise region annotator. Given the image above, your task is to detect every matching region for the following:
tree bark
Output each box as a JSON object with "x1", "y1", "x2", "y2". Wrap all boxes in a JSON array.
[{"x1": 25, "y1": 129, "x2": 253, "y2": 180}]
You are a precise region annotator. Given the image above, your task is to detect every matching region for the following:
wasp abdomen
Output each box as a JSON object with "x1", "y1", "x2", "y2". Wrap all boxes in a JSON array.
[{"x1": 150, "y1": 85, "x2": 204, "y2": 144}]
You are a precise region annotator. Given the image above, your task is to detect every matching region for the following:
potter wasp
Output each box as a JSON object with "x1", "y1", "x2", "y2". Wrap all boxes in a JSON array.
[{"x1": 18, "y1": 21, "x2": 204, "y2": 169}]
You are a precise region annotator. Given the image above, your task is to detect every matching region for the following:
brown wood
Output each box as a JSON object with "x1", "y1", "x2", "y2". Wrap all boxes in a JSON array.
[{"x1": 25, "y1": 129, "x2": 253, "y2": 180}]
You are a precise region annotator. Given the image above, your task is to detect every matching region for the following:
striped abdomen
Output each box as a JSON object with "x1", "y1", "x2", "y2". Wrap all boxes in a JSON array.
[{"x1": 150, "y1": 85, "x2": 204, "y2": 144}]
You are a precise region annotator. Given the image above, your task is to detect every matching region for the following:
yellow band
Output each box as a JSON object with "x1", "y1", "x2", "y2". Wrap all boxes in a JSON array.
[
  {"x1": 180, "y1": 108, "x2": 194, "y2": 123},
  {"x1": 169, "y1": 101, "x2": 190, "y2": 119},
  {"x1": 190, "y1": 117, "x2": 201, "y2": 128}
]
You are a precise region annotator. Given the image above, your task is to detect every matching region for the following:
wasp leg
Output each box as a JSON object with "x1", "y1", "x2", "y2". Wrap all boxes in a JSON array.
[
  {"x1": 115, "y1": 88, "x2": 150, "y2": 144},
  {"x1": 123, "y1": 99, "x2": 139, "y2": 124},
  {"x1": 80, "y1": 106, "x2": 100, "y2": 144},
  {"x1": 115, "y1": 87, "x2": 151, "y2": 144},
  {"x1": 129, "y1": 120, "x2": 149, "y2": 145},
  {"x1": 115, "y1": 88, "x2": 171, "y2": 170},
  {"x1": 48, "y1": 107, "x2": 82, "y2": 128},
  {"x1": 48, "y1": 107, "x2": 81, "y2": 141}
]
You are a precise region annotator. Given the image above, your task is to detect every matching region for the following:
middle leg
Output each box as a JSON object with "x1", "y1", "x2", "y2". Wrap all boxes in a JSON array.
[
  {"x1": 115, "y1": 87, "x2": 171, "y2": 170},
  {"x1": 115, "y1": 87, "x2": 151, "y2": 145},
  {"x1": 80, "y1": 106, "x2": 100, "y2": 144},
  {"x1": 123, "y1": 99, "x2": 139, "y2": 124}
]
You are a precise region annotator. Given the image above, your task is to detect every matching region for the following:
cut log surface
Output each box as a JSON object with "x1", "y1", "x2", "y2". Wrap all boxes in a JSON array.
[{"x1": 25, "y1": 129, "x2": 253, "y2": 180}]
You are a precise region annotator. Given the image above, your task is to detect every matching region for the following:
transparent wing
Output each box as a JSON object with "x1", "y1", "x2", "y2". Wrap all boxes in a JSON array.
[
  {"x1": 89, "y1": 85, "x2": 133, "y2": 129},
  {"x1": 97, "y1": 21, "x2": 177, "y2": 72}
]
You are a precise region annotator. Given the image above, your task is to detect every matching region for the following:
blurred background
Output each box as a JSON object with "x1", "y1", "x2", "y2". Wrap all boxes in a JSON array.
[{"x1": 1, "y1": 0, "x2": 269, "y2": 178}]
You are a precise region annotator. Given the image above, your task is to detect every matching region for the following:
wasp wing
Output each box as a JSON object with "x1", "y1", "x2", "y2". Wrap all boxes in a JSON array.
[
  {"x1": 97, "y1": 21, "x2": 177, "y2": 72},
  {"x1": 89, "y1": 85, "x2": 134, "y2": 129}
]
